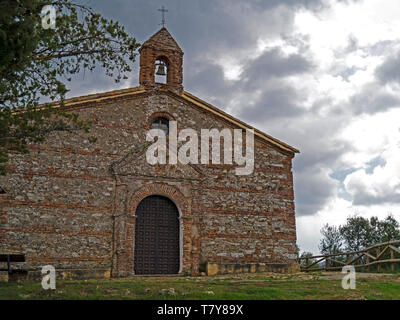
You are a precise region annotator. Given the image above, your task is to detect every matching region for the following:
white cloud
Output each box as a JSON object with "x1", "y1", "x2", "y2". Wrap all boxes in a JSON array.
[
  {"x1": 296, "y1": 0, "x2": 400, "y2": 49},
  {"x1": 343, "y1": 134, "x2": 400, "y2": 206},
  {"x1": 292, "y1": 0, "x2": 400, "y2": 105},
  {"x1": 339, "y1": 108, "x2": 400, "y2": 168}
]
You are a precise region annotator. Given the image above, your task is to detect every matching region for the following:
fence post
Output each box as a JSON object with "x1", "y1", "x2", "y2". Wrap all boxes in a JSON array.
[
  {"x1": 325, "y1": 258, "x2": 329, "y2": 271},
  {"x1": 376, "y1": 247, "x2": 381, "y2": 273},
  {"x1": 365, "y1": 253, "x2": 370, "y2": 272},
  {"x1": 391, "y1": 247, "x2": 395, "y2": 272}
]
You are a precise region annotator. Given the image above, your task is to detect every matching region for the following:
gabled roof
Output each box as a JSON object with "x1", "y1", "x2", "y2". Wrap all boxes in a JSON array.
[
  {"x1": 140, "y1": 27, "x2": 183, "y2": 53},
  {"x1": 43, "y1": 86, "x2": 299, "y2": 154}
]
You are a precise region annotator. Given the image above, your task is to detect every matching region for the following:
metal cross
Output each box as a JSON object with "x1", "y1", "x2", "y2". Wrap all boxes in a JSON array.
[{"x1": 158, "y1": 6, "x2": 168, "y2": 27}]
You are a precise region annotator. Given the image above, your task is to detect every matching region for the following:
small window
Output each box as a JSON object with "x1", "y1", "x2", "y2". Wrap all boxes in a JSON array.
[{"x1": 151, "y1": 117, "x2": 169, "y2": 135}]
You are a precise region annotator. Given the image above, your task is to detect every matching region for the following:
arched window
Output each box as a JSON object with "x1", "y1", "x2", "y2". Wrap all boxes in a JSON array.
[
  {"x1": 151, "y1": 117, "x2": 169, "y2": 135},
  {"x1": 155, "y1": 58, "x2": 168, "y2": 84}
]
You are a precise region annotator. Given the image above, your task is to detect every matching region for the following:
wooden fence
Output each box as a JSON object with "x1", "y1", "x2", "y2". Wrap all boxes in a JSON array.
[{"x1": 298, "y1": 240, "x2": 400, "y2": 272}]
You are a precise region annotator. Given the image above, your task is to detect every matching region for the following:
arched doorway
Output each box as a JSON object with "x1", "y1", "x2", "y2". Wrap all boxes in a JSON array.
[{"x1": 134, "y1": 195, "x2": 180, "y2": 274}]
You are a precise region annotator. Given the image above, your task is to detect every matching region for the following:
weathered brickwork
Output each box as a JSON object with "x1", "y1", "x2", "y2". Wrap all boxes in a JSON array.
[
  {"x1": 0, "y1": 28, "x2": 298, "y2": 278},
  {"x1": 139, "y1": 27, "x2": 183, "y2": 94}
]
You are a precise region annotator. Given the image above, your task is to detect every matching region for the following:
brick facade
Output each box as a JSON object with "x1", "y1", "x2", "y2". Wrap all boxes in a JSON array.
[{"x1": 0, "y1": 28, "x2": 299, "y2": 278}]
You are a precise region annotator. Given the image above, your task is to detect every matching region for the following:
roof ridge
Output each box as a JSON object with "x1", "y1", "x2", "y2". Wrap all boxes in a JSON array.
[{"x1": 37, "y1": 86, "x2": 142, "y2": 108}]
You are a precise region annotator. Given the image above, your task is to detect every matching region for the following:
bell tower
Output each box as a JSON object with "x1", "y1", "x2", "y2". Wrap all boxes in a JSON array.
[{"x1": 139, "y1": 27, "x2": 184, "y2": 94}]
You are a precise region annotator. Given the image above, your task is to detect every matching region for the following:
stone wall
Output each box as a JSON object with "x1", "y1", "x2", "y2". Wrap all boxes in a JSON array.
[
  {"x1": 0, "y1": 89, "x2": 297, "y2": 277},
  {"x1": 206, "y1": 262, "x2": 300, "y2": 276}
]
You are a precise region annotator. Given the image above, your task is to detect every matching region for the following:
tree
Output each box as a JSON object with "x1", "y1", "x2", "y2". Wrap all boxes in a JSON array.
[
  {"x1": 0, "y1": 0, "x2": 140, "y2": 174},
  {"x1": 339, "y1": 216, "x2": 373, "y2": 252},
  {"x1": 318, "y1": 224, "x2": 343, "y2": 255},
  {"x1": 369, "y1": 215, "x2": 400, "y2": 244},
  {"x1": 337, "y1": 215, "x2": 400, "y2": 252}
]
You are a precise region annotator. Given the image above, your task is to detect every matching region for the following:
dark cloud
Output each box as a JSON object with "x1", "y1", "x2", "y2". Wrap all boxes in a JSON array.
[
  {"x1": 238, "y1": 85, "x2": 304, "y2": 123},
  {"x1": 221, "y1": 47, "x2": 313, "y2": 123},
  {"x1": 231, "y1": 0, "x2": 324, "y2": 11},
  {"x1": 345, "y1": 176, "x2": 400, "y2": 206},
  {"x1": 74, "y1": 0, "x2": 300, "y2": 100},
  {"x1": 65, "y1": 67, "x2": 138, "y2": 99},
  {"x1": 87, "y1": 0, "x2": 293, "y2": 54},
  {"x1": 242, "y1": 48, "x2": 313, "y2": 89},
  {"x1": 294, "y1": 167, "x2": 339, "y2": 216},
  {"x1": 184, "y1": 62, "x2": 238, "y2": 107},
  {"x1": 352, "y1": 193, "x2": 400, "y2": 206},
  {"x1": 349, "y1": 83, "x2": 400, "y2": 115},
  {"x1": 254, "y1": 113, "x2": 354, "y2": 216},
  {"x1": 376, "y1": 52, "x2": 400, "y2": 84},
  {"x1": 81, "y1": 0, "x2": 320, "y2": 90},
  {"x1": 291, "y1": 128, "x2": 351, "y2": 215}
]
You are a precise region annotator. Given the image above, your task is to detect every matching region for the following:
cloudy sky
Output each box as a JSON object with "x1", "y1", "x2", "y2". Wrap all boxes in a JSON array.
[{"x1": 67, "y1": 0, "x2": 400, "y2": 254}]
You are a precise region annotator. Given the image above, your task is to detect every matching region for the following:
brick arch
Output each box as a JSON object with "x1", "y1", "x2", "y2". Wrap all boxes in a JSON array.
[
  {"x1": 115, "y1": 183, "x2": 194, "y2": 276},
  {"x1": 139, "y1": 45, "x2": 183, "y2": 94},
  {"x1": 129, "y1": 183, "x2": 189, "y2": 218},
  {"x1": 125, "y1": 183, "x2": 190, "y2": 275},
  {"x1": 155, "y1": 55, "x2": 170, "y2": 70},
  {"x1": 147, "y1": 111, "x2": 176, "y2": 131},
  {"x1": 154, "y1": 56, "x2": 169, "y2": 85}
]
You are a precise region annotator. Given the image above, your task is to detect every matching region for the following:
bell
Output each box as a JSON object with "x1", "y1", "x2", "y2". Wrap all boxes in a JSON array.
[{"x1": 156, "y1": 64, "x2": 166, "y2": 76}]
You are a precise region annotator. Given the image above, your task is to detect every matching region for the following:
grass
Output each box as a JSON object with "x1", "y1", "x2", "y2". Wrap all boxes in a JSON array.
[{"x1": 1, "y1": 273, "x2": 400, "y2": 300}]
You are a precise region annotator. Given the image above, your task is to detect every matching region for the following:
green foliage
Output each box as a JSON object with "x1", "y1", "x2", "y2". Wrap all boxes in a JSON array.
[
  {"x1": 319, "y1": 224, "x2": 343, "y2": 255},
  {"x1": 0, "y1": 0, "x2": 140, "y2": 174},
  {"x1": 319, "y1": 215, "x2": 400, "y2": 254},
  {"x1": 369, "y1": 215, "x2": 400, "y2": 244},
  {"x1": 340, "y1": 216, "x2": 373, "y2": 251}
]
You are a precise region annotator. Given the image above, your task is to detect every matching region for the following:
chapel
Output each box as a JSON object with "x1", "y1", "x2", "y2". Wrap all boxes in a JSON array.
[{"x1": 0, "y1": 28, "x2": 299, "y2": 278}]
